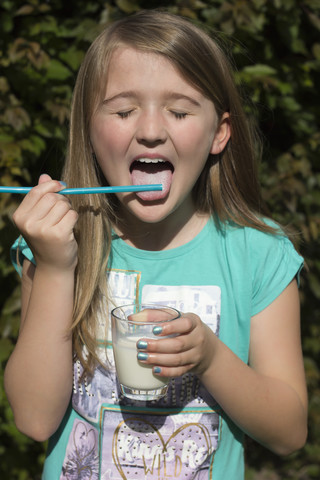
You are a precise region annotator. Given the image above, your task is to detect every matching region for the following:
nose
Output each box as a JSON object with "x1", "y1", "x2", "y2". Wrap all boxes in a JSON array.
[{"x1": 135, "y1": 109, "x2": 167, "y2": 146}]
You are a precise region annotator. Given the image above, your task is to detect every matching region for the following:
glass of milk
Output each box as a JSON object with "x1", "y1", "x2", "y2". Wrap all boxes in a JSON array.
[{"x1": 111, "y1": 303, "x2": 180, "y2": 401}]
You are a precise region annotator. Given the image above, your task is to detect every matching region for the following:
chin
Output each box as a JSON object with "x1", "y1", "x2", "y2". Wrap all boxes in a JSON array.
[{"x1": 130, "y1": 204, "x2": 174, "y2": 225}]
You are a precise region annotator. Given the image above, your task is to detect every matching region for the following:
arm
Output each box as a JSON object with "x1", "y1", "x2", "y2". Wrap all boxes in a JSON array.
[
  {"x1": 200, "y1": 279, "x2": 308, "y2": 454},
  {"x1": 4, "y1": 175, "x2": 78, "y2": 441},
  {"x1": 138, "y1": 279, "x2": 308, "y2": 455}
]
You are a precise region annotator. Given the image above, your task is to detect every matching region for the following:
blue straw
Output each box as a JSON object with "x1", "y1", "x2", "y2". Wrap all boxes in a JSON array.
[{"x1": 0, "y1": 184, "x2": 163, "y2": 195}]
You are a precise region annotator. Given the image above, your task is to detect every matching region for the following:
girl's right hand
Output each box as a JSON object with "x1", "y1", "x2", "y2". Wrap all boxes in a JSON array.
[{"x1": 12, "y1": 174, "x2": 79, "y2": 272}]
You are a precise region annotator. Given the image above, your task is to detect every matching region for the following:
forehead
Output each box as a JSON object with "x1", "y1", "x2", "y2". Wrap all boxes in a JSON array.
[
  {"x1": 103, "y1": 46, "x2": 204, "y2": 99},
  {"x1": 108, "y1": 46, "x2": 165, "y2": 72}
]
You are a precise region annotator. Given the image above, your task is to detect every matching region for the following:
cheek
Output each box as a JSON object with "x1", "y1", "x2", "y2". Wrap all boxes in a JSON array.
[
  {"x1": 91, "y1": 122, "x2": 123, "y2": 156},
  {"x1": 91, "y1": 125, "x2": 129, "y2": 184},
  {"x1": 178, "y1": 123, "x2": 214, "y2": 157}
]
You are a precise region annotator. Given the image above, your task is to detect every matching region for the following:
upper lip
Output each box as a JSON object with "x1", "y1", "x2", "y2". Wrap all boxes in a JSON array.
[{"x1": 130, "y1": 154, "x2": 173, "y2": 170}]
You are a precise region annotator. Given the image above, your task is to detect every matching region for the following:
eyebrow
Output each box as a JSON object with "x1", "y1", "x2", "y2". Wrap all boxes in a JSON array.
[{"x1": 103, "y1": 91, "x2": 201, "y2": 107}]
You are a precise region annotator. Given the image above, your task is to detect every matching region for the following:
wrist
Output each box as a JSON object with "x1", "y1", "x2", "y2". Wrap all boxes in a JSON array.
[
  {"x1": 34, "y1": 262, "x2": 77, "y2": 279},
  {"x1": 196, "y1": 326, "x2": 220, "y2": 379}
]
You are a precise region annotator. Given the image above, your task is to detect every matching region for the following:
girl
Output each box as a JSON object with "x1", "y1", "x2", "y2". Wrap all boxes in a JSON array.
[{"x1": 5, "y1": 10, "x2": 307, "y2": 480}]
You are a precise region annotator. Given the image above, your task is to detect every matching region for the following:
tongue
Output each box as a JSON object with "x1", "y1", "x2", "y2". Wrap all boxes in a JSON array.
[{"x1": 131, "y1": 163, "x2": 172, "y2": 201}]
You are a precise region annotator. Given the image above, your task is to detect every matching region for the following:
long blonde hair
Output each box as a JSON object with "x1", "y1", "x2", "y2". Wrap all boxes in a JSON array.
[{"x1": 63, "y1": 10, "x2": 271, "y2": 373}]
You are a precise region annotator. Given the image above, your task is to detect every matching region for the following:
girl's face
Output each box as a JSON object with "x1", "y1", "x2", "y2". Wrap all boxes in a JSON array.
[{"x1": 90, "y1": 47, "x2": 229, "y2": 229}]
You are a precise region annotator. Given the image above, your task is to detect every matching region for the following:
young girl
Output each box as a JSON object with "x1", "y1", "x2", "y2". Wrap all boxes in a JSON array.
[{"x1": 5, "y1": 10, "x2": 307, "y2": 480}]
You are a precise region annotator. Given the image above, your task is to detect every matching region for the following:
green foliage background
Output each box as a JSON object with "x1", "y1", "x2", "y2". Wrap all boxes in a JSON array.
[{"x1": 0, "y1": 0, "x2": 319, "y2": 478}]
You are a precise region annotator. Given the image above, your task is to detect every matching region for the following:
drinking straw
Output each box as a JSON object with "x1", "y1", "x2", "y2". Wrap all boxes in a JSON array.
[{"x1": 0, "y1": 184, "x2": 163, "y2": 195}]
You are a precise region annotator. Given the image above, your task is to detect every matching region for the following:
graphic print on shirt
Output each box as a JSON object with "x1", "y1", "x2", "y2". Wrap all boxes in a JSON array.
[
  {"x1": 106, "y1": 410, "x2": 221, "y2": 479},
  {"x1": 62, "y1": 269, "x2": 221, "y2": 479},
  {"x1": 60, "y1": 418, "x2": 99, "y2": 480}
]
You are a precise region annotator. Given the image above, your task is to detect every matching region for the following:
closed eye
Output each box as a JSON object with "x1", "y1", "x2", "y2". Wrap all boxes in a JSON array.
[
  {"x1": 117, "y1": 110, "x2": 134, "y2": 119},
  {"x1": 171, "y1": 111, "x2": 188, "y2": 119}
]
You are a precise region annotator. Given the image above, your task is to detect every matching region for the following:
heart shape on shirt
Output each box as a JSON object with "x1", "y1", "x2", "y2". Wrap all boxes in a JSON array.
[
  {"x1": 112, "y1": 417, "x2": 213, "y2": 479},
  {"x1": 73, "y1": 420, "x2": 97, "y2": 464},
  {"x1": 60, "y1": 419, "x2": 99, "y2": 480}
]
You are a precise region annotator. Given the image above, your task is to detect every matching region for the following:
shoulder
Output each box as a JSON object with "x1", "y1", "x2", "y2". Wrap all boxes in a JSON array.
[
  {"x1": 212, "y1": 218, "x2": 303, "y2": 313},
  {"x1": 243, "y1": 219, "x2": 303, "y2": 275},
  {"x1": 234, "y1": 219, "x2": 303, "y2": 314},
  {"x1": 221, "y1": 218, "x2": 300, "y2": 258}
]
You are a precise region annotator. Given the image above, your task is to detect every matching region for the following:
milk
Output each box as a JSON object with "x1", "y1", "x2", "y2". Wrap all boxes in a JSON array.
[{"x1": 113, "y1": 336, "x2": 169, "y2": 390}]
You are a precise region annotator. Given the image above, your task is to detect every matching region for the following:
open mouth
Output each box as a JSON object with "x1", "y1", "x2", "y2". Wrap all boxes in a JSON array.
[{"x1": 130, "y1": 158, "x2": 174, "y2": 200}]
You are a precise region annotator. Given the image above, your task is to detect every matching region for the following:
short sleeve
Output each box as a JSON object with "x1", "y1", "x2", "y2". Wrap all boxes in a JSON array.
[
  {"x1": 250, "y1": 228, "x2": 303, "y2": 316},
  {"x1": 10, "y1": 236, "x2": 35, "y2": 277}
]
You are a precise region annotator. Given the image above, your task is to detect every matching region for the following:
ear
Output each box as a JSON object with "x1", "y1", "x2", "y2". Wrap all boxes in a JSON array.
[{"x1": 210, "y1": 113, "x2": 231, "y2": 155}]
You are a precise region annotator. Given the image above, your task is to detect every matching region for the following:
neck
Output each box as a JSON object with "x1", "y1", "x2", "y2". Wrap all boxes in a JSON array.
[{"x1": 113, "y1": 208, "x2": 210, "y2": 251}]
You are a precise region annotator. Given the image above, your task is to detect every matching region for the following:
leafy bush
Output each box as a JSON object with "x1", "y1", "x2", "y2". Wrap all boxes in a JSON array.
[{"x1": 1, "y1": 1, "x2": 319, "y2": 478}]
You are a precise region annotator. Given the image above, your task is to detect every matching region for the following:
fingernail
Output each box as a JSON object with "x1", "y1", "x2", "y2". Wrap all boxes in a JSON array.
[
  {"x1": 137, "y1": 340, "x2": 148, "y2": 349},
  {"x1": 59, "y1": 181, "x2": 67, "y2": 187},
  {"x1": 153, "y1": 367, "x2": 162, "y2": 374},
  {"x1": 153, "y1": 326, "x2": 163, "y2": 335},
  {"x1": 137, "y1": 352, "x2": 148, "y2": 361}
]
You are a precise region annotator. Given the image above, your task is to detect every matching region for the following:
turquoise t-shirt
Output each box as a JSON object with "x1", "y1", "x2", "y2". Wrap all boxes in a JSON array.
[{"x1": 11, "y1": 218, "x2": 303, "y2": 480}]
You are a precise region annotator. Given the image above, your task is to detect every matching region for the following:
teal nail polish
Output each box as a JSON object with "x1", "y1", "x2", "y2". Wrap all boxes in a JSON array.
[
  {"x1": 153, "y1": 326, "x2": 163, "y2": 335},
  {"x1": 59, "y1": 181, "x2": 67, "y2": 187},
  {"x1": 154, "y1": 367, "x2": 162, "y2": 374},
  {"x1": 137, "y1": 340, "x2": 148, "y2": 349},
  {"x1": 137, "y1": 352, "x2": 148, "y2": 361}
]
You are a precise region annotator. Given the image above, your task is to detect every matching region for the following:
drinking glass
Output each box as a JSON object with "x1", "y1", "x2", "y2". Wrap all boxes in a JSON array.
[{"x1": 111, "y1": 303, "x2": 180, "y2": 401}]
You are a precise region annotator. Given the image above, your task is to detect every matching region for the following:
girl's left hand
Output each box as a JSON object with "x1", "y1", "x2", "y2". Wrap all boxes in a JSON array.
[{"x1": 136, "y1": 313, "x2": 217, "y2": 378}]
